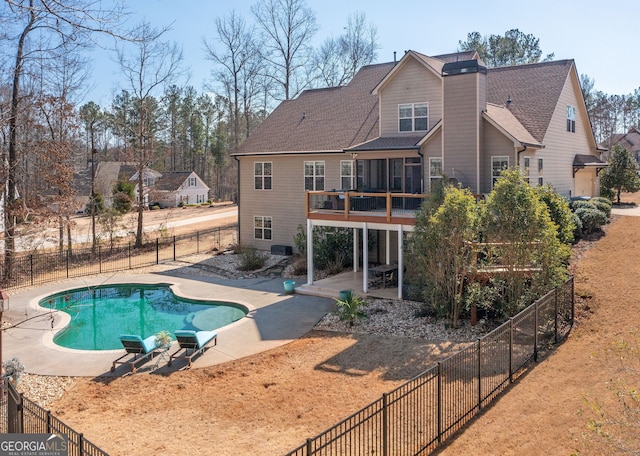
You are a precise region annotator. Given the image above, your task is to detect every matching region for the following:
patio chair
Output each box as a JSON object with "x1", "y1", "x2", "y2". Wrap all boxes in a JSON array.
[
  {"x1": 111, "y1": 334, "x2": 160, "y2": 374},
  {"x1": 168, "y1": 330, "x2": 217, "y2": 368}
]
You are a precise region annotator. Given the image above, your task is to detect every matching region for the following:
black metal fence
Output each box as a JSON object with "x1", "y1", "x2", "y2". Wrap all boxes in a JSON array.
[
  {"x1": 0, "y1": 225, "x2": 238, "y2": 290},
  {"x1": 1, "y1": 380, "x2": 108, "y2": 455},
  {"x1": 286, "y1": 277, "x2": 574, "y2": 456}
]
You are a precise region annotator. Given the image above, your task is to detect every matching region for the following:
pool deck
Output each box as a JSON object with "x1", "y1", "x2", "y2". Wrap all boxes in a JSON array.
[{"x1": 1, "y1": 271, "x2": 334, "y2": 377}]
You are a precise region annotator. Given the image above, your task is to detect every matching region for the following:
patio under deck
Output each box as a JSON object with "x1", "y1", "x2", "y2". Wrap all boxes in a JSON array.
[{"x1": 295, "y1": 270, "x2": 400, "y2": 300}]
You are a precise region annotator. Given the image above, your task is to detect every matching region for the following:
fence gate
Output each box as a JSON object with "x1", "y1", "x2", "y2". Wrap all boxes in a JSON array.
[{"x1": 6, "y1": 381, "x2": 23, "y2": 433}]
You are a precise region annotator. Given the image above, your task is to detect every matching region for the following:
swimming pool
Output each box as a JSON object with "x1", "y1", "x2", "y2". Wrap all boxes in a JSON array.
[{"x1": 40, "y1": 283, "x2": 247, "y2": 350}]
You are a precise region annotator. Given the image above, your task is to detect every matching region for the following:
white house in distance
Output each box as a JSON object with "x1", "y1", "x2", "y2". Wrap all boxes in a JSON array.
[
  {"x1": 235, "y1": 50, "x2": 606, "y2": 297},
  {"x1": 93, "y1": 162, "x2": 209, "y2": 209}
]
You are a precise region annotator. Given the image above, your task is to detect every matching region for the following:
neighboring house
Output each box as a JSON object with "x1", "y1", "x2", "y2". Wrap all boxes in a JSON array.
[
  {"x1": 93, "y1": 161, "x2": 209, "y2": 209},
  {"x1": 234, "y1": 50, "x2": 605, "y2": 297},
  {"x1": 611, "y1": 127, "x2": 640, "y2": 162},
  {"x1": 148, "y1": 171, "x2": 210, "y2": 208}
]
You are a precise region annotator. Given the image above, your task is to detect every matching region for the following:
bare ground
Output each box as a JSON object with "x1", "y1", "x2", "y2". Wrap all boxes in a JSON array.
[{"x1": 50, "y1": 195, "x2": 640, "y2": 456}]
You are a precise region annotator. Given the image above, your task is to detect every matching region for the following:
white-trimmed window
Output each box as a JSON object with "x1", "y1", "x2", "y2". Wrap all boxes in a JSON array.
[
  {"x1": 523, "y1": 157, "x2": 531, "y2": 184},
  {"x1": 188, "y1": 176, "x2": 196, "y2": 187},
  {"x1": 304, "y1": 161, "x2": 325, "y2": 191},
  {"x1": 492, "y1": 156, "x2": 509, "y2": 187},
  {"x1": 340, "y1": 160, "x2": 355, "y2": 190},
  {"x1": 399, "y1": 103, "x2": 428, "y2": 132},
  {"x1": 429, "y1": 157, "x2": 442, "y2": 191},
  {"x1": 566, "y1": 105, "x2": 576, "y2": 133},
  {"x1": 538, "y1": 158, "x2": 544, "y2": 186},
  {"x1": 254, "y1": 162, "x2": 272, "y2": 190},
  {"x1": 254, "y1": 216, "x2": 272, "y2": 240}
]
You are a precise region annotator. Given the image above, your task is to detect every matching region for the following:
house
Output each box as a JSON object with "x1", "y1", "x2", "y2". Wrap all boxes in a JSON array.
[
  {"x1": 93, "y1": 162, "x2": 209, "y2": 209},
  {"x1": 611, "y1": 127, "x2": 640, "y2": 162},
  {"x1": 148, "y1": 171, "x2": 210, "y2": 208},
  {"x1": 234, "y1": 50, "x2": 605, "y2": 298}
]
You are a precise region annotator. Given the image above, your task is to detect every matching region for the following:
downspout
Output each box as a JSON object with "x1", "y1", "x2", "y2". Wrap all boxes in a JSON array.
[
  {"x1": 417, "y1": 148, "x2": 424, "y2": 193},
  {"x1": 516, "y1": 145, "x2": 527, "y2": 170}
]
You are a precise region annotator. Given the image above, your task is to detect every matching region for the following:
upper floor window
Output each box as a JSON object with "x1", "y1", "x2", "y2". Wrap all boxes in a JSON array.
[
  {"x1": 340, "y1": 160, "x2": 355, "y2": 190},
  {"x1": 188, "y1": 176, "x2": 196, "y2": 187},
  {"x1": 304, "y1": 161, "x2": 325, "y2": 191},
  {"x1": 538, "y1": 158, "x2": 544, "y2": 186},
  {"x1": 254, "y1": 162, "x2": 272, "y2": 190},
  {"x1": 429, "y1": 157, "x2": 442, "y2": 191},
  {"x1": 399, "y1": 103, "x2": 428, "y2": 132},
  {"x1": 566, "y1": 105, "x2": 576, "y2": 133},
  {"x1": 492, "y1": 156, "x2": 509, "y2": 187}
]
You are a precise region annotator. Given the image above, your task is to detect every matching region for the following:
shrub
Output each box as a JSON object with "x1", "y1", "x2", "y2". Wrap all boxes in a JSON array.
[
  {"x1": 290, "y1": 254, "x2": 307, "y2": 275},
  {"x1": 574, "y1": 207, "x2": 607, "y2": 234},
  {"x1": 571, "y1": 200, "x2": 596, "y2": 211},
  {"x1": 571, "y1": 212, "x2": 583, "y2": 240},
  {"x1": 236, "y1": 248, "x2": 267, "y2": 271},
  {"x1": 294, "y1": 225, "x2": 353, "y2": 271},
  {"x1": 590, "y1": 198, "x2": 612, "y2": 218},
  {"x1": 534, "y1": 185, "x2": 575, "y2": 244}
]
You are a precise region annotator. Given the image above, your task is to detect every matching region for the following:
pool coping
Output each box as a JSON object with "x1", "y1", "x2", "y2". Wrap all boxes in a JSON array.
[{"x1": 2, "y1": 271, "x2": 334, "y2": 377}]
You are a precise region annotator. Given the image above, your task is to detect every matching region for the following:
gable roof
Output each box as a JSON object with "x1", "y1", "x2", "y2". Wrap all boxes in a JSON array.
[
  {"x1": 612, "y1": 127, "x2": 640, "y2": 153},
  {"x1": 484, "y1": 103, "x2": 543, "y2": 148},
  {"x1": 236, "y1": 62, "x2": 394, "y2": 155},
  {"x1": 486, "y1": 60, "x2": 574, "y2": 143}
]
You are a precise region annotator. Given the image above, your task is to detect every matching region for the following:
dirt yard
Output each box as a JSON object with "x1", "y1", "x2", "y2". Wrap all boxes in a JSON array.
[{"x1": 50, "y1": 195, "x2": 639, "y2": 455}]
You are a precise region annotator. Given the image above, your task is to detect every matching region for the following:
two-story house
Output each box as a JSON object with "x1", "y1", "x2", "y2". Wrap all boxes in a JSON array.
[{"x1": 234, "y1": 50, "x2": 605, "y2": 298}]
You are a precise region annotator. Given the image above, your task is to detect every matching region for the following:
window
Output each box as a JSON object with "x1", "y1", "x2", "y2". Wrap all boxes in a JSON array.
[
  {"x1": 389, "y1": 159, "x2": 403, "y2": 191},
  {"x1": 429, "y1": 157, "x2": 442, "y2": 191},
  {"x1": 340, "y1": 160, "x2": 355, "y2": 190},
  {"x1": 254, "y1": 162, "x2": 272, "y2": 190},
  {"x1": 188, "y1": 177, "x2": 196, "y2": 187},
  {"x1": 399, "y1": 103, "x2": 428, "y2": 132},
  {"x1": 566, "y1": 105, "x2": 576, "y2": 133},
  {"x1": 538, "y1": 158, "x2": 544, "y2": 186},
  {"x1": 254, "y1": 216, "x2": 272, "y2": 240},
  {"x1": 492, "y1": 156, "x2": 509, "y2": 187},
  {"x1": 304, "y1": 161, "x2": 325, "y2": 191},
  {"x1": 523, "y1": 157, "x2": 530, "y2": 184}
]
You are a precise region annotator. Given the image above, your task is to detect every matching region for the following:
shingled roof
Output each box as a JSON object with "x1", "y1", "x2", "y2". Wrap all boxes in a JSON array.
[
  {"x1": 486, "y1": 60, "x2": 574, "y2": 143},
  {"x1": 237, "y1": 54, "x2": 575, "y2": 155},
  {"x1": 155, "y1": 171, "x2": 194, "y2": 191},
  {"x1": 237, "y1": 62, "x2": 394, "y2": 155}
]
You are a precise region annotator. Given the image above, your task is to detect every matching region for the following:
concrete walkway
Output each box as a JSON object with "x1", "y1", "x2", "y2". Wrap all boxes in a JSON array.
[
  {"x1": 2, "y1": 271, "x2": 334, "y2": 377},
  {"x1": 612, "y1": 205, "x2": 640, "y2": 217}
]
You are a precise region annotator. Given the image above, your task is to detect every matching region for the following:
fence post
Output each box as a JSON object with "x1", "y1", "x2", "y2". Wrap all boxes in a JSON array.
[
  {"x1": 477, "y1": 339, "x2": 482, "y2": 411},
  {"x1": 128, "y1": 243, "x2": 131, "y2": 269},
  {"x1": 30, "y1": 255, "x2": 34, "y2": 286},
  {"x1": 437, "y1": 362, "x2": 442, "y2": 444},
  {"x1": 534, "y1": 300, "x2": 539, "y2": 362},
  {"x1": 47, "y1": 410, "x2": 52, "y2": 432},
  {"x1": 382, "y1": 392, "x2": 389, "y2": 456},
  {"x1": 79, "y1": 434, "x2": 85, "y2": 454},
  {"x1": 66, "y1": 250, "x2": 69, "y2": 279},
  {"x1": 197, "y1": 231, "x2": 200, "y2": 254},
  {"x1": 306, "y1": 438, "x2": 313, "y2": 455},
  {"x1": 99, "y1": 246, "x2": 102, "y2": 274},
  {"x1": 173, "y1": 236, "x2": 176, "y2": 261},
  {"x1": 509, "y1": 318, "x2": 514, "y2": 383},
  {"x1": 156, "y1": 239, "x2": 159, "y2": 264}
]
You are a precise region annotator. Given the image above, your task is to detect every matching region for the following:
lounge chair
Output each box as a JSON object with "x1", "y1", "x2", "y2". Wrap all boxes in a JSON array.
[
  {"x1": 168, "y1": 330, "x2": 217, "y2": 368},
  {"x1": 111, "y1": 334, "x2": 160, "y2": 373}
]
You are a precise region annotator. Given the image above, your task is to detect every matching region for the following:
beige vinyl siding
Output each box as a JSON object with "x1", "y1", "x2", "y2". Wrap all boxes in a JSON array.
[
  {"x1": 482, "y1": 123, "x2": 516, "y2": 193},
  {"x1": 442, "y1": 72, "x2": 484, "y2": 192},
  {"x1": 540, "y1": 70, "x2": 597, "y2": 197},
  {"x1": 238, "y1": 154, "x2": 346, "y2": 251},
  {"x1": 378, "y1": 58, "x2": 442, "y2": 136}
]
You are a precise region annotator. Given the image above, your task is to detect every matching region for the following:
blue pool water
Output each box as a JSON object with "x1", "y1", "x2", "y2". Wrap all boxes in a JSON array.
[{"x1": 40, "y1": 284, "x2": 247, "y2": 350}]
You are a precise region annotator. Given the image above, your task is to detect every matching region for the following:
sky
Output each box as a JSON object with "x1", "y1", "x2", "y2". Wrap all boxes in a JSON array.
[{"x1": 86, "y1": 0, "x2": 639, "y2": 106}]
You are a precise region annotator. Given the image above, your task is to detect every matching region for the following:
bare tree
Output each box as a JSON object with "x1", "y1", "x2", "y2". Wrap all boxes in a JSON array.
[
  {"x1": 251, "y1": 0, "x2": 318, "y2": 101},
  {"x1": 116, "y1": 21, "x2": 183, "y2": 248},
  {"x1": 79, "y1": 101, "x2": 104, "y2": 251},
  {"x1": 313, "y1": 12, "x2": 379, "y2": 87},
  {"x1": 0, "y1": 0, "x2": 128, "y2": 280},
  {"x1": 204, "y1": 11, "x2": 260, "y2": 153}
]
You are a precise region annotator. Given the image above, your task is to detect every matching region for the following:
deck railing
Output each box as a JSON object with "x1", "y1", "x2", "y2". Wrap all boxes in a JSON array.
[{"x1": 306, "y1": 191, "x2": 425, "y2": 224}]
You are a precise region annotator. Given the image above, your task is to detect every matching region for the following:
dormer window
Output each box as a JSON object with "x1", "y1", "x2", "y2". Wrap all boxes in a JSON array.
[{"x1": 399, "y1": 103, "x2": 428, "y2": 132}]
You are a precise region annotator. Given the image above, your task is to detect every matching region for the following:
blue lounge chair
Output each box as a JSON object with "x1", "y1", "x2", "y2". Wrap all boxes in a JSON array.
[
  {"x1": 168, "y1": 330, "x2": 217, "y2": 368},
  {"x1": 111, "y1": 334, "x2": 160, "y2": 373}
]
